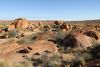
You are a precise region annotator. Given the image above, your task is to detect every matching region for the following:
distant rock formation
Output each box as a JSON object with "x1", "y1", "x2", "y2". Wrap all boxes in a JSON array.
[
  {"x1": 8, "y1": 23, "x2": 15, "y2": 32},
  {"x1": 14, "y1": 18, "x2": 29, "y2": 30},
  {"x1": 8, "y1": 18, "x2": 29, "y2": 31},
  {"x1": 60, "y1": 23, "x2": 70, "y2": 30}
]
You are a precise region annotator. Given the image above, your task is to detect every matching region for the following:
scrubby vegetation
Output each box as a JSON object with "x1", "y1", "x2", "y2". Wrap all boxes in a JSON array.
[
  {"x1": 0, "y1": 18, "x2": 100, "y2": 67},
  {"x1": 0, "y1": 60, "x2": 33, "y2": 67}
]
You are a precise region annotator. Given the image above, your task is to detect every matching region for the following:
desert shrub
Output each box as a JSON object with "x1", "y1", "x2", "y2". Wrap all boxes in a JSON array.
[
  {"x1": 32, "y1": 59, "x2": 43, "y2": 67},
  {"x1": 0, "y1": 24, "x2": 3, "y2": 27},
  {"x1": 16, "y1": 32, "x2": 38, "y2": 45},
  {"x1": 53, "y1": 30, "x2": 67, "y2": 46},
  {"x1": 0, "y1": 60, "x2": 33, "y2": 67},
  {"x1": 31, "y1": 53, "x2": 62, "y2": 67},
  {"x1": 8, "y1": 30, "x2": 17, "y2": 38},
  {"x1": 0, "y1": 60, "x2": 12, "y2": 67},
  {"x1": 69, "y1": 48, "x2": 94, "y2": 67},
  {"x1": 61, "y1": 47, "x2": 93, "y2": 67},
  {"x1": 56, "y1": 30, "x2": 67, "y2": 39},
  {"x1": 90, "y1": 44, "x2": 100, "y2": 59},
  {"x1": 82, "y1": 52, "x2": 93, "y2": 61},
  {"x1": 71, "y1": 57, "x2": 85, "y2": 67},
  {"x1": 16, "y1": 62, "x2": 33, "y2": 67},
  {"x1": 49, "y1": 53, "x2": 61, "y2": 62},
  {"x1": 17, "y1": 37, "x2": 34, "y2": 45},
  {"x1": 64, "y1": 47, "x2": 73, "y2": 53},
  {"x1": 0, "y1": 32, "x2": 8, "y2": 39},
  {"x1": 42, "y1": 53, "x2": 61, "y2": 67},
  {"x1": 73, "y1": 48, "x2": 93, "y2": 60},
  {"x1": 68, "y1": 43, "x2": 99, "y2": 67},
  {"x1": 52, "y1": 24, "x2": 60, "y2": 29}
]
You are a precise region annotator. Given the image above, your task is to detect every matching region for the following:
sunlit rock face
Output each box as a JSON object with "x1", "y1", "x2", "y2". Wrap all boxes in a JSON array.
[
  {"x1": 8, "y1": 23, "x2": 16, "y2": 32},
  {"x1": 8, "y1": 18, "x2": 30, "y2": 31},
  {"x1": 14, "y1": 18, "x2": 29, "y2": 30},
  {"x1": 0, "y1": 40, "x2": 58, "y2": 62}
]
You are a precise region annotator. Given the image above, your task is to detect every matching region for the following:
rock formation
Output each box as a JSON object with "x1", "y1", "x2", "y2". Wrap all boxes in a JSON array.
[
  {"x1": 14, "y1": 18, "x2": 29, "y2": 30},
  {"x1": 63, "y1": 33, "x2": 93, "y2": 49},
  {"x1": 83, "y1": 30, "x2": 100, "y2": 40},
  {"x1": 0, "y1": 40, "x2": 58, "y2": 62},
  {"x1": 8, "y1": 23, "x2": 15, "y2": 32},
  {"x1": 7, "y1": 18, "x2": 30, "y2": 32}
]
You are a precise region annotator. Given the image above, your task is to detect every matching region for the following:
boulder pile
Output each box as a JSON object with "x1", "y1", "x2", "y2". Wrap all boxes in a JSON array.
[{"x1": 8, "y1": 18, "x2": 29, "y2": 32}]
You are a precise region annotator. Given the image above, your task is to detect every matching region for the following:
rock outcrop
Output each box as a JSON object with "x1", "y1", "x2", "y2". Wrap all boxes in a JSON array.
[
  {"x1": 63, "y1": 33, "x2": 93, "y2": 49},
  {"x1": 60, "y1": 23, "x2": 69, "y2": 30},
  {"x1": 14, "y1": 18, "x2": 29, "y2": 30},
  {"x1": 84, "y1": 30, "x2": 100, "y2": 40},
  {"x1": 8, "y1": 18, "x2": 30, "y2": 31},
  {"x1": 8, "y1": 23, "x2": 15, "y2": 32},
  {"x1": 16, "y1": 40, "x2": 58, "y2": 55},
  {"x1": 0, "y1": 40, "x2": 58, "y2": 62}
]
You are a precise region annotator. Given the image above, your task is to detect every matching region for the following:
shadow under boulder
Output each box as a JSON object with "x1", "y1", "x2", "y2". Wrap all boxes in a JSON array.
[{"x1": 16, "y1": 47, "x2": 32, "y2": 53}]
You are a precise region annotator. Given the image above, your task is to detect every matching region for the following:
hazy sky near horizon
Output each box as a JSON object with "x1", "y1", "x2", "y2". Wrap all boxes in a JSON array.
[{"x1": 0, "y1": 0, "x2": 100, "y2": 20}]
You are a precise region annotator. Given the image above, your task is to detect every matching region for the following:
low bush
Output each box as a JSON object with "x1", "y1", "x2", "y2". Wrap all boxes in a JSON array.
[
  {"x1": 17, "y1": 37, "x2": 34, "y2": 45},
  {"x1": 8, "y1": 30, "x2": 17, "y2": 38},
  {"x1": 0, "y1": 60, "x2": 33, "y2": 67}
]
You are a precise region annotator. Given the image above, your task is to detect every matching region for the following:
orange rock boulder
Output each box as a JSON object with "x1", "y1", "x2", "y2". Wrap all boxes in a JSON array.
[
  {"x1": 15, "y1": 18, "x2": 29, "y2": 30},
  {"x1": 63, "y1": 33, "x2": 93, "y2": 49},
  {"x1": 8, "y1": 18, "x2": 30, "y2": 31}
]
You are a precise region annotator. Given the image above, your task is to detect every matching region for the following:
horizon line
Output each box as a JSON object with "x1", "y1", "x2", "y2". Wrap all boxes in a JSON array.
[{"x1": 0, "y1": 18, "x2": 100, "y2": 21}]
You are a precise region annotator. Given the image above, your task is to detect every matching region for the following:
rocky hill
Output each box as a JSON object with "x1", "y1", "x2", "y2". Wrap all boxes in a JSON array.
[{"x1": 0, "y1": 18, "x2": 100, "y2": 67}]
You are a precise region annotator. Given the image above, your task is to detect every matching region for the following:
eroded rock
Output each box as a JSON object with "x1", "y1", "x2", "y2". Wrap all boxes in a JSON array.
[{"x1": 63, "y1": 33, "x2": 93, "y2": 49}]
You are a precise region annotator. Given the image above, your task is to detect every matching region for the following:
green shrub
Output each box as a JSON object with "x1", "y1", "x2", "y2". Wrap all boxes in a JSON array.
[
  {"x1": 8, "y1": 30, "x2": 17, "y2": 38},
  {"x1": 71, "y1": 57, "x2": 85, "y2": 67},
  {"x1": 15, "y1": 62, "x2": 33, "y2": 67},
  {"x1": 17, "y1": 37, "x2": 33, "y2": 45},
  {"x1": 41, "y1": 53, "x2": 61, "y2": 67},
  {"x1": 0, "y1": 60, "x2": 12, "y2": 67},
  {"x1": 0, "y1": 60, "x2": 33, "y2": 67}
]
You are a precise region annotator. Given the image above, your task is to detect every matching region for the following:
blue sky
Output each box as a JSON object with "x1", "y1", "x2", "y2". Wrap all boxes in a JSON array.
[{"x1": 0, "y1": 0, "x2": 100, "y2": 20}]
